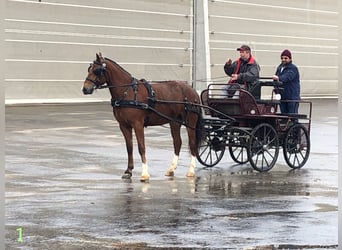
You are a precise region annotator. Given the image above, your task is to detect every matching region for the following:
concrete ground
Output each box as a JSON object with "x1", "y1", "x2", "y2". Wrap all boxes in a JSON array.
[{"x1": 5, "y1": 99, "x2": 338, "y2": 249}]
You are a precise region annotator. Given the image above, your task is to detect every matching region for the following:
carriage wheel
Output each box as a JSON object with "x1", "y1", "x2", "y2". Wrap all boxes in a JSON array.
[
  {"x1": 228, "y1": 128, "x2": 249, "y2": 164},
  {"x1": 247, "y1": 123, "x2": 279, "y2": 172},
  {"x1": 283, "y1": 123, "x2": 310, "y2": 169},
  {"x1": 229, "y1": 146, "x2": 248, "y2": 164},
  {"x1": 196, "y1": 129, "x2": 225, "y2": 168}
]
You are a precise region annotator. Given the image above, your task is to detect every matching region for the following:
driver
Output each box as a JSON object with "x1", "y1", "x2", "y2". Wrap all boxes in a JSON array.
[{"x1": 223, "y1": 45, "x2": 260, "y2": 97}]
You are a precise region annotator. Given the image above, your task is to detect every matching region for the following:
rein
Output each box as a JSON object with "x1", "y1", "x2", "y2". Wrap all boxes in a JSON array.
[{"x1": 94, "y1": 82, "x2": 134, "y2": 90}]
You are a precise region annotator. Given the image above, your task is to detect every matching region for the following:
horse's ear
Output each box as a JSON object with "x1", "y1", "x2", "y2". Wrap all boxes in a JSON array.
[{"x1": 96, "y1": 52, "x2": 103, "y2": 62}]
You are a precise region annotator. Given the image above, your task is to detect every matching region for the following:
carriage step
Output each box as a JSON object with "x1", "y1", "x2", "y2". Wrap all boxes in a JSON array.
[
  {"x1": 231, "y1": 126, "x2": 253, "y2": 132},
  {"x1": 201, "y1": 118, "x2": 234, "y2": 131},
  {"x1": 202, "y1": 118, "x2": 233, "y2": 125},
  {"x1": 286, "y1": 113, "x2": 308, "y2": 119}
]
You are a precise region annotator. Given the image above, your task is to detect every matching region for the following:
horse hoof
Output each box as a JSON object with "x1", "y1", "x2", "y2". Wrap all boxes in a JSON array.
[
  {"x1": 140, "y1": 173, "x2": 150, "y2": 182},
  {"x1": 122, "y1": 173, "x2": 132, "y2": 179},
  {"x1": 186, "y1": 172, "x2": 195, "y2": 178},
  {"x1": 165, "y1": 171, "x2": 174, "y2": 177},
  {"x1": 140, "y1": 177, "x2": 150, "y2": 183}
]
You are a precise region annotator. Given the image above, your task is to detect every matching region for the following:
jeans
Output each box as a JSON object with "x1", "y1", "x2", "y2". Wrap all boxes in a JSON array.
[{"x1": 280, "y1": 101, "x2": 299, "y2": 114}]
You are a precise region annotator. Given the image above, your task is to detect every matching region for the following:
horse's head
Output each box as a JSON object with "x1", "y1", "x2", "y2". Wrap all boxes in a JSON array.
[{"x1": 82, "y1": 53, "x2": 107, "y2": 95}]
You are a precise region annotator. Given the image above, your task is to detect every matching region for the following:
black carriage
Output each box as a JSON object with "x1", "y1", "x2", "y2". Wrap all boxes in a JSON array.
[{"x1": 197, "y1": 79, "x2": 312, "y2": 172}]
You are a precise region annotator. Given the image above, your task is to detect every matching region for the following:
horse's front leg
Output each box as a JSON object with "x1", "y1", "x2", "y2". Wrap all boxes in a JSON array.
[
  {"x1": 134, "y1": 125, "x2": 150, "y2": 182},
  {"x1": 119, "y1": 125, "x2": 134, "y2": 179}
]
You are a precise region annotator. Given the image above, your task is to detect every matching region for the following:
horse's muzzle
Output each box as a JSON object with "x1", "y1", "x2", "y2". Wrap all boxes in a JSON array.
[{"x1": 82, "y1": 87, "x2": 94, "y2": 95}]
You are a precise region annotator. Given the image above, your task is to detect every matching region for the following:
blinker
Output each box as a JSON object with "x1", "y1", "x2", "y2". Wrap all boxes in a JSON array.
[
  {"x1": 93, "y1": 67, "x2": 103, "y2": 76},
  {"x1": 92, "y1": 62, "x2": 106, "y2": 77}
]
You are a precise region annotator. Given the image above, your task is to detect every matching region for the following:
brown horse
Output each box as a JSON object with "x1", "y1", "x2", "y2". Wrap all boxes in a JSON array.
[{"x1": 82, "y1": 53, "x2": 203, "y2": 181}]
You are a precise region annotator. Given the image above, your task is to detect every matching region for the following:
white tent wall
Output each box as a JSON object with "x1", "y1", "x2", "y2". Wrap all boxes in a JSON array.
[
  {"x1": 4, "y1": 0, "x2": 193, "y2": 103},
  {"x1": 208, "y1": 0, "x2": 338, "y2": 98},
  {"x1": 4, "y1": 0, "x2": 338, "y2": 104}
]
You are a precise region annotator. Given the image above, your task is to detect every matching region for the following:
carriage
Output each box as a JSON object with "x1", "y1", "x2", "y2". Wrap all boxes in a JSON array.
[
  {"x1": 197, "y1": 80, "x2": 312, "y2": 172},
  {"x1": 83, "y1": 53, "x2": 312, "y2": 181}
]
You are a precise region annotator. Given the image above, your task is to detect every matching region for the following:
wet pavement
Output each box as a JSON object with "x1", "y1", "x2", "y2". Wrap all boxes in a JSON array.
[{"x1": 5, "y1": 99, "x2": 338, "y2": 249}]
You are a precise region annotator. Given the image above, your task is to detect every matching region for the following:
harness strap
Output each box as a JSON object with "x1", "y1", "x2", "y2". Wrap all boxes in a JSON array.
[
  {"x1": 111, "y1": 99, "x2": 149, "y2": 110},
  {"x1": 110, "y1": 78, "x2": 155, "y2": 110},
  {"x1": 141, "y1": 79, "x2": 156, "y2": 108}
]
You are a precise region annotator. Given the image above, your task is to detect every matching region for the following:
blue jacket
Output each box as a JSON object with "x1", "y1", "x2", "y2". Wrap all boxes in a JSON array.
[{"x1": 275, "y1": 62, "x2": 300, "y2": 100}]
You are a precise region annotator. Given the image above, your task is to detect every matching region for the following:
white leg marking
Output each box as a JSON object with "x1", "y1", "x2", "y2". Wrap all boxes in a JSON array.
[
  {"x1": 186, "y1": 155, "x2": 196, "y2": 177},
  {"x1": 141, "y1": 163, "x2": 150, "y2": 181},
  {"x1": 165, "y1": 154, "x2": 179, "y2": 176}
]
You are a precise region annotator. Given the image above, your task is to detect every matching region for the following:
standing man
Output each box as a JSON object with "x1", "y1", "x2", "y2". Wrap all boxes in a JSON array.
[
  {"x1": 224, "y1": 45, "x2": 260, "y2": 94},
  {"x1": 272, "y1": 49, "x2": 300, "y2": 114}
]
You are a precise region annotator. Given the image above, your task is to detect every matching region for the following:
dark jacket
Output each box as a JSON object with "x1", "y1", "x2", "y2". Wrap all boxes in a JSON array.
[
  {"x1": 224, "y1": 56, "x2": 260, "y2": 85},
  {"x1": 275, "y1": 62, "x2": 300, "y2": 100}
]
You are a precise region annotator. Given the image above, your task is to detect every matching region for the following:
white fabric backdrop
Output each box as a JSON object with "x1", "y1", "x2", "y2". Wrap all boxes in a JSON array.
[{"x1": 4, "y1": 0, "x2": 338, "y2": 103}]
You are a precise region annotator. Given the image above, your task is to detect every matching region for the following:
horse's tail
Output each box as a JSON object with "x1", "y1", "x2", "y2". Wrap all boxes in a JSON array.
[{"x1": 195, "y1": 110, "x2": 205, "y2": 155}]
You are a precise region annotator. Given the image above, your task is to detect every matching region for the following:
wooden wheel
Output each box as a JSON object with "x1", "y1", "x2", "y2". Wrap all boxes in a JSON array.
[
  {"x1": 247, "y1": 123, "x2": 279, "y2": 172},
  {"x1": 283, "y1": 123, "x2": 310, "y2": 169},
  {"x1": 228, "y1": 128, "x2": 249, "y2": 164},
  {"x1": 196, "y1": 126, "x2": 225, "y2": 168}
]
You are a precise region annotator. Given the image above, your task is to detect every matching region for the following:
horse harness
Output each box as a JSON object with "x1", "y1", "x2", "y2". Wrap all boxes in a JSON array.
[
  {"x1": 110, "y1": 78, "x2": 200, "y2": 129},
  {"x1": 111, "y1": 78, "x2": 156, "y2": 111}
]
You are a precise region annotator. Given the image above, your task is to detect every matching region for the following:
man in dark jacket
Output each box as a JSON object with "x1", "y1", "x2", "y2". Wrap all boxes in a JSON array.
[
  {"x1": 272, "y1": 49, "x2": 300, "y2": 114},
  {"x1": 223, "y1": 45, "x2": 260, "y2": 98},
  {"x1": 224, "y1": 45, "x2": 260, "y2": 86}
]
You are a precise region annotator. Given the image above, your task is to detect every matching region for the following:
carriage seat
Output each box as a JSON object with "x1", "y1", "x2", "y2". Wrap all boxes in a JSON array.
[
  {"x1": 200, "y1": 81, "x2": 284, "y2": 117},
  {"x1": 239, "y1": 90, "x2": 278, "y2": 115},
  {"x1": 238, "y1": 90, "x2": 262, "y2": 115},
  {"x1": 200, "y1": 88, "x2": 241, "y2": 116}
]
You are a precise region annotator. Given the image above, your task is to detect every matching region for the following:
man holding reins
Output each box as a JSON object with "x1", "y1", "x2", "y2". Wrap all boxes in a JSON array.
[{"x1": 224, "y1": 45, "x2": 260, "y2": 94}]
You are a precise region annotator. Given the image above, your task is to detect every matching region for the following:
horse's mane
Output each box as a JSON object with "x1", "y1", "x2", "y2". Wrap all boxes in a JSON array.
[{"x1": 104, "y1": 57, "x2": 132, "y2": 77}]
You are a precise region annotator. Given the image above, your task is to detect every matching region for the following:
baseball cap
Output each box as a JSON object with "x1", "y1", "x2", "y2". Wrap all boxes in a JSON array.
[{"x1": 237, "y1": 45, "x2": 251, "y2": 52}]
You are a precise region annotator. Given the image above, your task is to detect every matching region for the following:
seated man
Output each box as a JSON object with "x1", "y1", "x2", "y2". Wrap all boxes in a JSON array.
[{"x1": 223, "y1": 45, "x2": 260, "y2": 98}]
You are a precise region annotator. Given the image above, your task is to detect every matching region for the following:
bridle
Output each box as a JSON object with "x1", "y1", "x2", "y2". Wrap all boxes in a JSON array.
[
  {"x1": 86, "y1": 60, "x2": 108, "y2": 89},
  {"x1": 85, "y1": 58, "x2": 138, "y2": 90}
]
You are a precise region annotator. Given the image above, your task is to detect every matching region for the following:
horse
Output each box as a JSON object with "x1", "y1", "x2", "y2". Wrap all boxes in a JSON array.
[{"x1": 82, "y1": 53, "x2": 203, "y2": 181}]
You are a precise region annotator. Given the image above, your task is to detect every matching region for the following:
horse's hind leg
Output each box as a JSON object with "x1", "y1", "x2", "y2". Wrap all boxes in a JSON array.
[
  {"x1": 165, "y1": 123, "x2": 182, "y2": 176},
  {"x1": 165, "y1": 154, "x2": 179, "y2": 177},
  {"x1": 186, "y1": 119, "x2": 198, "y2": 178}
]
